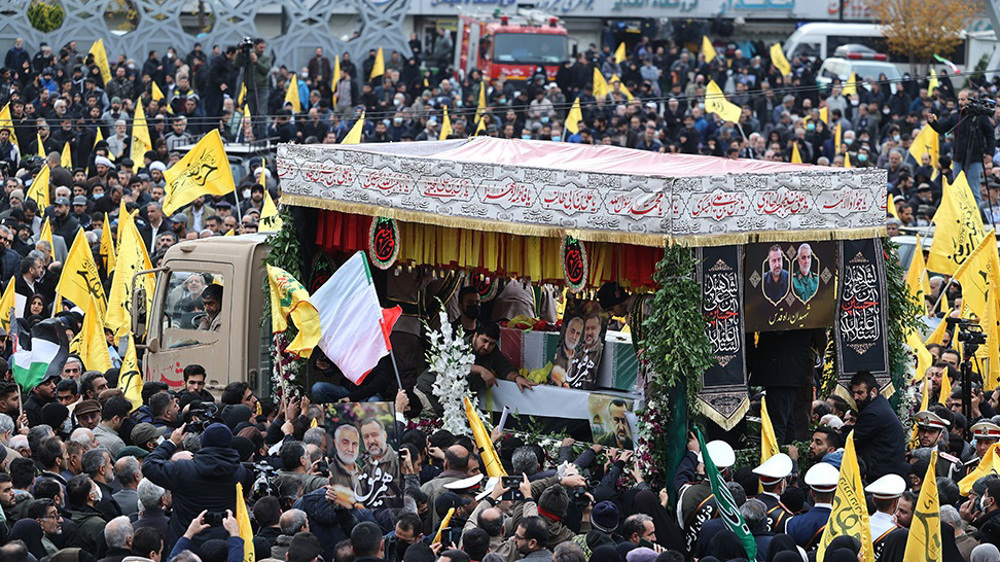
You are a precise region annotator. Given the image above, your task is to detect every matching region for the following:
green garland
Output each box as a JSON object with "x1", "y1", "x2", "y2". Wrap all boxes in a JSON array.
[
  {"x1": 263, "y1": 210, "x2": 307, "y2": 395},
  {"x1": 635, "y1": 245, "x2": 714, "y2": 489},
  {"x1": 882, "y1": 237, "x2": 923, "y2": 406}
]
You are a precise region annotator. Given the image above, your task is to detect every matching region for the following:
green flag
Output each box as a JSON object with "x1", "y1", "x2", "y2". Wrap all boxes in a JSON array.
[{"x1": 695, "y1": 427, "x2": 756, "y2": 559}]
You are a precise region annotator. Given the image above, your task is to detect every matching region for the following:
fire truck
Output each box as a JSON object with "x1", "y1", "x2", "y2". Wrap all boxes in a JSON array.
[{"x1": 454, "y1": 10, "x2": 570, "y2": 81}]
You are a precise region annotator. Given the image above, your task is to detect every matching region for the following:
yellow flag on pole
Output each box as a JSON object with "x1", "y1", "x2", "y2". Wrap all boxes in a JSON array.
[
  {"x1": 770, "y1": 43, "x2": 791, "y2": 76},
  {"x1": 759, "y1": 396, "x2": 779, "y2": 492},
  {"x1": 980, "y1": 271, "x2": 1000, "y2": 390},
  {"x1": 332, "y1": 55, "x2": 341, "y2": 97},
  {"x1": 27, "y1": 165, "x2": 49, "y2": 212},
  {"x1": 924, "y1": 307, "x2": 952, "y2": 346},
  {"x1": 477, "y1": 81, "x2": 487, "y2": 119},
  {"x1": 614, "y1": 42, "x2": 627, "y2": 64},
  {"x1": 592, "y1": 68, "x2": 609, "y2": 99},
  {"x1": 162, "y1": 130, "x2": 236, "y2": 215},
  {"x1": 267, "y1": 265, "x2": 321, "y2": 357},
  {"x1": 58, "y1": 229, "x2": 108, "y2": 317},
  {"x1": 791, "y1": 142, "x2": 803, "y2": 164},
  {"x1": 960, "y1": 443, "x2": 1000, "y2": 495},
  {"x1": 816, "y1": 431, "x2": 875, "y2": 562},
  {"x1": 36, "y1": 133, "x2": 44, "y2": 158},
  {"x1": 0, "y1": 277, "x2": 16, "y2": 332},
  {"x1": 118, "y1": 333, "x2": 143, "y2": 411},
  {"x1": 908, "y1": 329, "x2": 934, "y2": 384},
  {"x1": 844, "y1": 152, "x2": 852, "y2": 168},
  {"x1": 702, "y1": 36, "x2": 717, "y2": 62},
  {"x1": 89, "y1": 39, "x2": 112, "y2": 85},
  {"x1": 819, "y1": 107, "x2": 829, "y2": 125},
  {"x1": 131, "y1": 100, "x2": 152, "y2": 167},
  {"x1": 434, "y1": 507, "x2": 455, "y2": 544},
  {"x1": 440, "y1": 106, "x2": 452, "y2": 141},
  {"x1": 342, "y1": 112, "x2": 365, "y2": 145},
  {"x1": 834, "y1": 123, "x2": 842, "y2": 154},
  {"x1": 610, "y1": 75, "x2": 634, "y2": 101},
  {"x1": 939, "y1": 367, "x2": 952, "y2": 406},
  {"x1": 235, "y1": 482, "x2": 255, "y2": 562},
  {"x1": 284, "y1": 74, "x2": 302, "y2": 113},
  {"x1": 909, "y1": 124, "x2": 939, "y2": 172},
  {"x1": 928, "y1": 68, "x2": 940, "y2": 93},
  {"x1": 69, "y1": 295, "x2": 113, "y2": 373},
  {"x1": 465, "y1": 396, "x2": 506, "y2": 478},
  {"x1": 237, "y1": 81, "x2": 245, "y2": 108},
  {"x1": 99, "y1": 212, "x2": 116, "y2": 273},
  {"x1": 475, "y1": 115, "x2": 486, "y2": 135},
  {"x1": 565, "y1": 97, "x2": 583, "y2": 134},
  {"x1": 94, "y1": 126, "x2": 105, "y2": 152},
  {"x1": 902, "y1": 451, "x2": 942, "y2": 562},
  {"x1": 105, "y1": 205, "x2": 153, "y2": 338},
  {"x1": 927, "y1": 171, "x2": 986, "y2": 275},
  {"x1": 370, "y1": 47, "x2": 385, "y2": 81},
  {"x1": 261, "y1": 190, "x2": 283, "y2": 232},
  {"x1": 0, "y1": 103, "x2": 18, "y2": 147},
  {"x1": 888, "y1": 193, "x2": 899, "y2": 219},
  {"x1": 39, "y1": 219, "x2": 54, "y2": 255},
  {"x1": 842, "y1": 73, "x2": 858, "y2": 97},
  {"x1": 904, "y1": 234, "x2": 931, "y2": 307},
  {"x1": 152, "y1": 81, "x2": 172, "y2": 114},
  {"x1": 61, "y1": 142, "x2": 72, "y2": 168},
  {"x1": 951, "y1": 230, "x2": 999, "y2": 320},
  {"x1": 705, "y1": 80, "x2": 742, "y2": 124}
]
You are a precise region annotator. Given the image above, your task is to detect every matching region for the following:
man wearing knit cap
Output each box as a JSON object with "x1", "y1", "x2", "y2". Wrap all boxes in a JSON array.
[{"x1": 142, "y1": 421, "x2": 253, "y2": 544}]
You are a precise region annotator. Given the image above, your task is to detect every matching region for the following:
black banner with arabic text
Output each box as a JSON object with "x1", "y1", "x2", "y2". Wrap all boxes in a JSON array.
[
  {"x1": 835, "y1": 238, "x2": 891, "y2": 390},
  {"x1": 697, "y1": 245, "x2": 749, "y2": 431}
]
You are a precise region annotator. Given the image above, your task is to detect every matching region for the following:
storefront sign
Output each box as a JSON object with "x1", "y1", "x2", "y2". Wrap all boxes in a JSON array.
[
  {"x1": 835, "y1": 238, "x2": 890, "y2": 388},
  {"x1": 697, "y1": 245, "x2": 748, "y2": 431}
]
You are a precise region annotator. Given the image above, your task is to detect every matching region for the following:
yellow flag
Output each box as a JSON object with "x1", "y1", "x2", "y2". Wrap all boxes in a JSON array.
[
  {"x1": 592, "y1": 67, "x2": 609, "y2": 99},
  {"x1": 237, "y1": 81, "x2": 245, "y2": 107},
  {"x1": 908, "y1": 329, "x2": 934, "y2": 384},
  {"x1": 927, "y1": 172, "x2": 986, "y2": 275},
  {"x1": 925, "y1": 307, "x2": 952, "y2": 346},
  {"x1": 910, "y1": 378, "x2": 931, "y2": 448},
  {"x1": 980, "y1": 272, "x2": 1000, "y2": 390},
  {"x1": 0, "y1": 103, "x2": 19, "y2": 147},
  {"x1": 903, "y1": 451, "x2": 942, "y2": 562},
  {"x1": 99, "y1": 212, "x2": 116, "y2": 273},
  {"x1": 261, "y1": 191, "x2": 283, "y2": 232},
  {"x1": 0, "y1": 277, "x2": 16, "y2": 332},
  {"x1": 819, "y1": 107, "x2": 829, "y2": 125},
  {"x1": 89, "y1": 39, "x2": 112, "y2": 85},
  {"x1": 565, "y1": 97, "x2": 583, "y2": 134},
  {"x1": 928, "y1": 68, "x2": 940, "y2": 93},
  {"x1": 842, "y1": 73, "x2": 858, "y2": 97},
  {"x1": 434, "y1": 507, "x2": 455, "y2": 544},
  {"x1": 119, "y1": 333, "x2": 143, "y2": 411},
  {"x1": 439, "y1": 107, "x2": 452, "y2": 141},
  {"x1": 284, "y1": 74, "x2": 302, "y2": 113},
  {"x1": 39, "y1": 219, "x2": 54, "y2": 255},
  {"x1": 61, "y1": 142, "x2": 72, "y2": 168},
  {"x1": 952, "y1": 230, "x2": 999, "y2": 320},
  {"x1": 95, "y1": 126, "x2": 104, "y2": 151},
  {"x1": 614, "y1": 42, "x2": 627, "y2": 64},
  {"x1": 705, "y1": 80, "x2": 742, "y2": 124},
  {"x1": 27, "y1": 165, "x2": 50, "y2": 213},
  {"x1": 69, "y1": 295, "x2": 113, "y2": 373},
  {"x1": 105, "y1": 205, "x2": 154, "y2": 338},
  {"x1": 151, "y1": 81, "x2": 165, "y2": 103},
  {"x1": 816, "y1": 431, "x2": 875, "y2": 562},
  {"x1": 267, "y1": 265, "x2": 321, "y2": 357},
  {"x1": 225, "y1": 228, "x2": 235, "y2": 236},
  {"x1": 342, "y1": 112, "x2": 365, "y2": 145},
  {"x1": 939, "y1": 366, "x2": 952, "y2": 405},
  {"x1": 370, "y1": 47, "x2": 385, "y2": 81},
  {"x1": 474, "y1": 115, "x2": 486, "y2": 135},
  {"x1": 759, "y1": 396, "x2": 779, "y2": 492},
  {"x1": 909, "y1": 124, "x2": 939, "y2": 173},
  {"x1": 610, "y1": 75, "x2": 634, "y2": 100},
  {"x1": 961, "y1": 443, "x2": 1000, "y2": 494},
  {"x1": 332, "y1": 55, "x2": 341, "y2": 105},
  {"x1": 477, "y1": 81, "x2": 487, "y2": 118},
  {"x1": 36, "y1": 133, "x2": 44, "y2": 158},
  {"x1": 905, "y1": 235, "x2": 931, "y2": 309},
  {"x1": 131, "y1": 100, "x2": 152, "y2": 167},
  {"x1": 235, "y1": 482, "x2": 255, "y2": 562},
  {"x1": 58, "y1": 229, "x2": 108, "y2": 317},
  {"x1": 834, "y1": 123, "x2": 842, "y2": 154},
  {"x1": 791, "y1": 142, "x2": 803, "y2": 164},
  {"x1": 844, "y1": 152, "x2": 852, "y2": 168},
  {"x1": 770, "y1": 43, "x2": 791, "y2": 76},
  {"x1": 887, "y1": 193, "x2": 899, "y2": 219},
  {"x1": 702, "y1": 36, "x2": 717, "y2": 63},
  {"x1": 464, "y1": 397, "x2": 506, "y2": 478},
  {"x1": 162, "y1": 130, "x2": 236, "y2": 216}
]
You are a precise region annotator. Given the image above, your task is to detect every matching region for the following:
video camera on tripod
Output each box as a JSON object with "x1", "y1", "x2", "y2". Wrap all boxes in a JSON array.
[
  {"x1": 945, "y1": 316, "x2": 987, "y2": 346},
  {"x1": 964, "y1": 97, "x2": 998, "y2": 117}
]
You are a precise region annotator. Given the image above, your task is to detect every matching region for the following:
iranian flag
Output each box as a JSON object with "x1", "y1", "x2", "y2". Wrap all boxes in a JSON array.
[
  {"x1": 311, "y1": 251, "x2": 401, "y2": 384},
  {"x1": 12, "y1": 319, "x2": 69, "y2": 391}
]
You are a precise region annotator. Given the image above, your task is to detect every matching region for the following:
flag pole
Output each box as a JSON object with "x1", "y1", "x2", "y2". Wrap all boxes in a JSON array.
[
  {"x1": 932, "y1": 277, "x2": 954, "y2": 313},
  {"x1": 388, "y1": 348, "x2": 403, "y2": 392}
]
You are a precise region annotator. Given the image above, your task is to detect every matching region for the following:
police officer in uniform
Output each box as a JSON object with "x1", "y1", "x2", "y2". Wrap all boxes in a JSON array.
[
  {"x1": 956, "y1": 420, "x2": 1000, "y2": 481},
  {"x1": 752, "y1": 453, "x2": 794, "y2": 534},
  {"x1": 675, "y1": 439, "x2": 735, "y2": 553},
  {"x1": 864, "y1": 473, "x2": 906, "y2": 560},
  {"x1": 785, "y1": 462, "x2": 838, "y2": 550},
  {"x1": 912, "y1": 409, "x2": 962, "y2": 478}
]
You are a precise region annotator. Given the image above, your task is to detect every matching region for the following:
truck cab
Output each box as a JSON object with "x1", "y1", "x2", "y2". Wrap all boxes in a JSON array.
[{"x1": 134, "y1": 235, "x2": 272, "y2": 395}]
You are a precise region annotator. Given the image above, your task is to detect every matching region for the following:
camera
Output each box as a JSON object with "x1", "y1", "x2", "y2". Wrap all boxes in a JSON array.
[
  {"x1": 251, "y1": 462, "x2": 277, "y2": 501},
  {"x1": 239, "y1": 37, "x2": 254, "y2": 53},
  {"x1": 500, "y1": 476, "x2": 524, "y2": 501},
  {"x1": 203, "y1": 511, "x2": 224, "y2": 526},
  {"x1": 965, "y1": 97, "x2": 997, "y2": 117},
  {"x1": 945, "y1": 317, "x2": 988, "y2": 345},
  {"x1": 186, "y1": 402, "x2": 222, "y2": 433}
]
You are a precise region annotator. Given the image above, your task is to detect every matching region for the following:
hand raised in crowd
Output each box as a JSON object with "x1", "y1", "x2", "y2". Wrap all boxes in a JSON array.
[
  {"x1": 184, "y1": 510, "x2": 211, "y2": 540},
  {"x1": 222, "y1": 509, "x2": 240, "y2": 538},
  {"x1": 395, "y1": 389, "x2": 410, "y2": 415},
  {"x1": 170, "y1": 423, "x2": 187, "y2": 446},
  {"x1": 519, "y1": 473, "x2": 533, "y2": 500},
  {"x1": 400, "y1": 448, "x2": 415, "y2": 475}
]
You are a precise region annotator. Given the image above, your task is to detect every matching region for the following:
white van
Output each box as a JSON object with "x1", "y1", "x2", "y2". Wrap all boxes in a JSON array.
[{"x1": 784, "y1": 23, "x2": 968, "y2": 74}]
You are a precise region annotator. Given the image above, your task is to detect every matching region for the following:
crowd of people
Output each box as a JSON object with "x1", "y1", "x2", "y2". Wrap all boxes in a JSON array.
[{"x1": 0, "y1": 21, "x2": 998, "y2": 562}]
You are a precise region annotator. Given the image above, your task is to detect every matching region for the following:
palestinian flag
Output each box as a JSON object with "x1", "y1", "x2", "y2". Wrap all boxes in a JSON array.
[
  {"x1": 933, "y1": 54, "x2": 959, "y2": 74},
  {"x1": 12, "y1": 319, "x2": 69, "y2": 391}
]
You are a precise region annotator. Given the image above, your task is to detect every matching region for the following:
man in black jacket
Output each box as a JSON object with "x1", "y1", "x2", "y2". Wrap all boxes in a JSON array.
[
  {"x1": 928, "y1": 89, "x2": 996, "y2": 210},
  {"x1": 849, "y1": 371, "x2": 906, "y2": 481},
  {"x1": 141, "y1": 422, "x2": 253, "y2": 544}
]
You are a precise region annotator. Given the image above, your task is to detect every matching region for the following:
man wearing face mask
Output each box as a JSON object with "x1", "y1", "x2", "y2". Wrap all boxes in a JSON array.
[
  {"x1": 973, "y1": 479, "x2": 1000, "y2": 547},
  {"x1": 66, "y1": 474, "x2": 109, "y2": 551},
  {"x1": 929, "y1": 89, "x2": 996, "y2": 210},
  {"x1": 452, "y1": 286, "x2": 481, "y2": 336},
  {"x1": 848, "y1": 371, "x2": 906, "y2": 481}
]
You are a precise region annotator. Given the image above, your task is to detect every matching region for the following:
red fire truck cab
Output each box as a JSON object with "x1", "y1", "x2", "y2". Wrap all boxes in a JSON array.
[{"x1": 455, "y1": 10, "x2": 570, "y2": 81}]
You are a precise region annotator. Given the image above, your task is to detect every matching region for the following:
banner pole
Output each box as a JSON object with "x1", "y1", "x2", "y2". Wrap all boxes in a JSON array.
[{"x1": 388, "y1": 348, "x2": 404, "y2": 392}]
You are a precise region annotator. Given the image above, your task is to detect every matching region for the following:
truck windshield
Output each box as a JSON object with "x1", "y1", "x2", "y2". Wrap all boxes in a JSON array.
[
  {"x1": 492, "y1": 32, "x2": 567, "y2": 65},
  {"x1": 162, "y1": 271, "x2": 225, "y2": 348}
]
